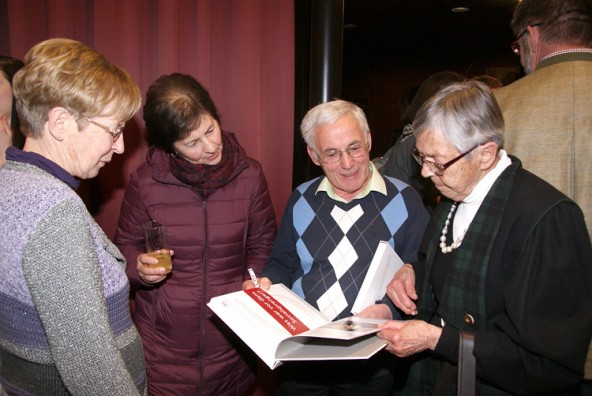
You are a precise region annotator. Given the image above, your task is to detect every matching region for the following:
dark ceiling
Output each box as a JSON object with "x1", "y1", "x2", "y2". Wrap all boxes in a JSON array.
[
  {"x1": 293, "y1": 0, "x2": 522, "y2": 186},
  {"x1": 342, "y1": 0, "x2": 520, "y2": 70}
]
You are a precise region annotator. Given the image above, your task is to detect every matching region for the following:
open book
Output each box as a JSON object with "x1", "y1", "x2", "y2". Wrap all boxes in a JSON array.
[
  {"x1": 351, "y1": 240, "x2": 404, "y2": 315},
  {"x1": 208, "y1": 284, "x2": 388, "y2": 369}
]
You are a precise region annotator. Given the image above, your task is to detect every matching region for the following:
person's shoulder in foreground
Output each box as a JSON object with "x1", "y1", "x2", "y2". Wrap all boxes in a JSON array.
[{"x1": 0, "y1": 38, "x2": 145, "y2": 395}]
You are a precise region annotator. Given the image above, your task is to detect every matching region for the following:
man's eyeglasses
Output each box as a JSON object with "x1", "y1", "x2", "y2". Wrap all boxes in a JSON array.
[
  {"x1": 411, "y1": 145, "x2": 479, "y2": 176},
  {"x1": 315, "y1": 143, "x2": 369, "y2": 164},
  {"x1": 511, "y1": 23, "x2": 541, "y2": 55},
  {"x1": 84, "y1": 118, "x2": 125, "y2": 142}
]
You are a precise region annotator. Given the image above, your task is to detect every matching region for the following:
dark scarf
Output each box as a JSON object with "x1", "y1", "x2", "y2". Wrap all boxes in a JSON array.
[{"x1": 169, "y1": 131, "x2": 248, "y2": 199}]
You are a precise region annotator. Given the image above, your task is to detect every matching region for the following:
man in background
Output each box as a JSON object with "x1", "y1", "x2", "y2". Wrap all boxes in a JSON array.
[{"x1": 494, "y1": 0, "x2": 592, "y2": 386}]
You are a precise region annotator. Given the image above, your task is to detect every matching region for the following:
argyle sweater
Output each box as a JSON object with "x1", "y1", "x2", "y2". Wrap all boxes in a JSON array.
[
  {"x1": 0, "y1": 161, "x2": 146, "y2": 395},
  {"x1": 263, "y1": 175, "x2": 429, "y2": 320}
]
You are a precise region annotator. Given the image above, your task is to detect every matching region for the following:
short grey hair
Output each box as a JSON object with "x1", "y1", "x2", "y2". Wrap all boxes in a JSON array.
[
  {"x1": 300, "y1": 100, "x2": 370, "y2": 150},
  {"x1": 412, "y1": 80, "x2": 504, "y2": 154}
]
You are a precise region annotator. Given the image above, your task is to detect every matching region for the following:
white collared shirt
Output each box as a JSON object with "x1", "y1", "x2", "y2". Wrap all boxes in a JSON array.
[{"x1": 316, "y1": 162, "x2": 387, "y2": 203}]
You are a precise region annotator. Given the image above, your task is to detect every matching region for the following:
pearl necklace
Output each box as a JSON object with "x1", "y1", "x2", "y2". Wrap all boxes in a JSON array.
[{"x1": 440, "y1": 202, "x2": 468, "y2": 254}]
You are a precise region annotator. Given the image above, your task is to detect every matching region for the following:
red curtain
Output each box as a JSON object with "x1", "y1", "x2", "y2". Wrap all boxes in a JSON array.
[{"x1": 2, "y1": 0, "x2": 294, "y2": 237}]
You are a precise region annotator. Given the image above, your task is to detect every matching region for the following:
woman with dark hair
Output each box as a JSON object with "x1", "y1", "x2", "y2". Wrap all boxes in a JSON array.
[
  {"x1": 0, "y1": 55, "x2": 24, "y2": 165},
  {"x1": 114, "y1": 73, "x2": 277, "y2": 395}
]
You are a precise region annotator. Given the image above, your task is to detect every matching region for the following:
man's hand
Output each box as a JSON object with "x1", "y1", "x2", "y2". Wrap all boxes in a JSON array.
[
  {"x1": 355, "y1": 303, "x2": 393, "y2": 320},
  {"x1": 242, "y1": 276, "x2": 272, "y2": 290}
]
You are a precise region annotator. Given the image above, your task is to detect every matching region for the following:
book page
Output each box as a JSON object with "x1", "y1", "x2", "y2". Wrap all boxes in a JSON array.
[
  {"x1": 209, "y1": 284, "x2": 390, "y2": 369},
  {"x1": 351, "y1": 241, "x2": 404, "y2": 314},
  {"x1": 299, "y1": 316, "x2": 384, "y2": 340},
  {"x1": 208, "y1": 284, "x2": 328, "y2": 369},
  {"x1": 276, "y1": 334, "x2": 388, "y2": 362}
]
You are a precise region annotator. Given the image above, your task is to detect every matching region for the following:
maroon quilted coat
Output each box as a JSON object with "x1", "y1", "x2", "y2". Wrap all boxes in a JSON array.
[{"x1": 114, "y1": 144, "x2": 277, "y2": 395}]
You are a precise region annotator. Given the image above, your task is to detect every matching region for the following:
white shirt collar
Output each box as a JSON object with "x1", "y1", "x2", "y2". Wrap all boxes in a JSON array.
[{"x1": 453, "y1": 150, "x2": 512, "y2": 238}]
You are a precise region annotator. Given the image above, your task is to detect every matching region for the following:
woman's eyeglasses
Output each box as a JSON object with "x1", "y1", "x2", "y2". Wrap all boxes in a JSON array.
[
  {"x1": 412, "y1": 145, "x2": 479, "y2": 176},
  {"x1": 84, "y1": 118, "x2": 125, "y2": 142}
]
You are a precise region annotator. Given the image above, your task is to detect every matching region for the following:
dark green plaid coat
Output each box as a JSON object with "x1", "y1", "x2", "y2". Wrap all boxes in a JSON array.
[{"x1": 403, "y1": 158, "x2": 592, "y2": 395}]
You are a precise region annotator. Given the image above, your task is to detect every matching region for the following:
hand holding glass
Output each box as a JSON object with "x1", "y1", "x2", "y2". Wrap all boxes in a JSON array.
[{"x1": 143, "y1": 220, "x2": 172, "y2": 272}]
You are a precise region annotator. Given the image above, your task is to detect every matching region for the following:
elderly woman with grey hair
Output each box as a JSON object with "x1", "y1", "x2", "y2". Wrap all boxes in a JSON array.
[{"x1": 378, "y1": 81, "x2": 592, "y2": 395}]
